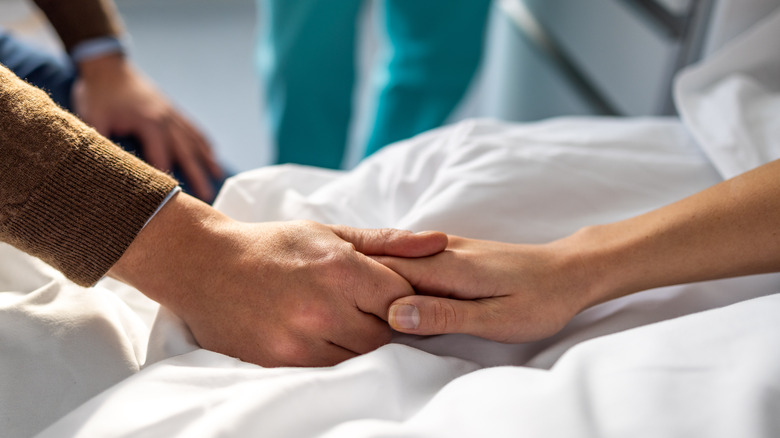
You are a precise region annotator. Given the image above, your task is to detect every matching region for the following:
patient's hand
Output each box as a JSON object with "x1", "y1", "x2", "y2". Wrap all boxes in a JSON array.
[
  {"x1": 110, "y1": 193, "x2": 447, "y2": 367},
  {"x1": 379, "y1": 159, "x2": 780, "y2": 343},
  {"x1": 375, "y1": 236, "x2": 592, "y2": 343}
]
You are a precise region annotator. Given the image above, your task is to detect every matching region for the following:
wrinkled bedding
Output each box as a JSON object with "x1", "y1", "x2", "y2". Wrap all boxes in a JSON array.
[{"x1": 1, "y1": 7, "x2": 779, "y2": 438}]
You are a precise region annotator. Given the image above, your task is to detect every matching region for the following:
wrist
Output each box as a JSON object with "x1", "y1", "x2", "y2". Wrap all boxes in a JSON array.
[
  {"x1": 77, "y1": 52, "x2": 132, "y2": 82},
  {"x1": 70, "y1": 35, "x2": 128, "y2": 64},
  {"x1": 109, "y1": 192, "x2": 233, "y2": 306},
  {"x1": 553, "y1": 224, "x2": 635, "y2": 312}
]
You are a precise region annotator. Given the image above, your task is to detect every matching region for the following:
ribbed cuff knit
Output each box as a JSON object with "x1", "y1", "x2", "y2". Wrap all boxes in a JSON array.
[
  {"x1": 6, "y1": 141, "x2": 177, "y2": 286},
  {"x1": 0, "y1": 65, "x2": 177, "y2": 286}
]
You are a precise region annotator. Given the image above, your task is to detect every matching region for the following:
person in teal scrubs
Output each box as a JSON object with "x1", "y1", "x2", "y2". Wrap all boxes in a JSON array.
[{"x1": 257, "y1": 0, "x2": 492, "y2": 169}]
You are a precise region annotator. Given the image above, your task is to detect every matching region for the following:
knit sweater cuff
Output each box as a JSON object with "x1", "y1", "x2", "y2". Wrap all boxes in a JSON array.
[
  {"x1": 0, "y1": 65, "x2": 177, "y2": 286},
  {"x1": 9, "y1": 140, "x2": 178, "y2": 286}
]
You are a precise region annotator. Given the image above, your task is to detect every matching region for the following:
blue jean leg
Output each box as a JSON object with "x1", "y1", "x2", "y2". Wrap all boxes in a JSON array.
[{"x1": 0, "y1": 29, "x2": 75, "y2": 109}]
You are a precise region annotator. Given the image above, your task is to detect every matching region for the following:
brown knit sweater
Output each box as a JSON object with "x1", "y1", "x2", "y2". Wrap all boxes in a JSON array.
[
  {"x1": 0, "y1": 64, "x2": 177, "y2": 286},
  {"x1": 32, "y1": 0, "x2": 124, "y2": 51}
]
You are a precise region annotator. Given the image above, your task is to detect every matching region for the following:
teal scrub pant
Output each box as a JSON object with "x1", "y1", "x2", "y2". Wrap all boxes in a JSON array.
[{"x1": 258, "y1": 0, "x2": 492, "y2": 169}]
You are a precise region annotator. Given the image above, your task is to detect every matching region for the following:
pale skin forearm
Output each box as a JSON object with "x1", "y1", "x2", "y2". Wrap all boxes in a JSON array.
[
  {"x1": 380, "y1": 159, "x2": 780, "y2": 341},
  {"x1": 575, "y1": 158, "x2": 780, "y2": 308}
]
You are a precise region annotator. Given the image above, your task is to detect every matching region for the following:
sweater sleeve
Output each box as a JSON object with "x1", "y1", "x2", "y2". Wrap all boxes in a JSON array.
[
  {"x1": 0, "y1": 64, "x2": 178, "y2": 286},
  {"x1": 31, "y1": 0, "x2": 124, "y2": 52}
]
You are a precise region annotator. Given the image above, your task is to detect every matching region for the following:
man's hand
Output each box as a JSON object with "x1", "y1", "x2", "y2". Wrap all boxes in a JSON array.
[
  {"x1": 375, "y1": 236, "x2": 592, "y2": 343},
  {"x1": 110, "y1": 193, "x2": 447, "y2": 367},
  {"x1": 72, "y1": 54, "x2": 223, "y2": 201}
]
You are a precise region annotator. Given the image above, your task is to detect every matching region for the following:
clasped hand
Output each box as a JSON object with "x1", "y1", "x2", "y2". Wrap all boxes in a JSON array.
[
  {"x1": 181, "y1": 221, "x2": 450, "y2": 367},
  {"x1": 376, "y1": 235, "x2": 593, "y2": 344},
  {"x1": 114, "y1": 193, "x2": 594, "y2": 367},
  {"x1": 110, "y1": 194, "x2": 448, "y2": 367}
]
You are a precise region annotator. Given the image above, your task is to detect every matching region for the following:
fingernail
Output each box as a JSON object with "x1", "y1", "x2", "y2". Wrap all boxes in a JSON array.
[
  {"x1": 390, "y1": 304, "x2": 420, "y2": 330},
  {"x1": 414, "y1": 230, "x2": 434, "y2": 236}
]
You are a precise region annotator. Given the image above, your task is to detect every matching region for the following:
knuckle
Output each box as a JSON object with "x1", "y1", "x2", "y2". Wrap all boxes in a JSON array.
[
  {"x1": 431, "y1": 300, "x2": 460, "y2": 333},
  {"x1": 378, "y1": 228, "x2": 402, "y2": 250},
  {"x1": 378, "y1": 228, "x2": 397, "y2": 241},
  {"x1": 318, "y1": 256, "x2": 352, "y2": 290}
]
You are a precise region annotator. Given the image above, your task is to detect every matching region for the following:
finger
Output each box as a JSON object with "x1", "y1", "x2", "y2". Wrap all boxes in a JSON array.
[
  {"x1": 70, "y1": 80, "x2": 108, "y2": 135},
  {"x1": 195, "y1": 136, "x2": 224, "y2": 180},
  {"x1": 169, "y1": 125, "x2": 215, "y2": 201},
  {"x1": 371, "y1": 254, "x2": 456, "y2": 296},
  {"x1": 174, "y1": 115, "x2": 224, "y2": 178},
  {"x1": 388, "y1": 295, "x2": 496, "y2": 338},
  {"x1": 137, "y1": 124, "x2": 173, "y2": 172},
  {"x1": 88, "y1": 115, "x2": 112, "y2": 138},
  {"x1": 347, "y1": 254, "x2": 417, "y2": 319},
  {"x1": 330, "y1": 225, "x2": 448, "y2": 257}
]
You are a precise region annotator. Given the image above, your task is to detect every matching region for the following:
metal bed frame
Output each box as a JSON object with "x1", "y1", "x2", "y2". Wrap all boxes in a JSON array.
[{"x1": 498, "y1": 0, "x2": 715, "y2": 116}]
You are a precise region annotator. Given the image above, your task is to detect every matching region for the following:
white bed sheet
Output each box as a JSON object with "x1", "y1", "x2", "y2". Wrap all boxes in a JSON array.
[{"x1": 0, "y1": 7, "x2": 779, "y2": 438}]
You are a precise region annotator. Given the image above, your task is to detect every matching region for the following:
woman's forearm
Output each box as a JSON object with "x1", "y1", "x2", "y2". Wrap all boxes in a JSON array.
[
  {"x1": 574, "y1": 159, "x2": 780, "y2": 309},
  {"x1": 381, "y1": 159, "x2": 780, "y2": 341}
]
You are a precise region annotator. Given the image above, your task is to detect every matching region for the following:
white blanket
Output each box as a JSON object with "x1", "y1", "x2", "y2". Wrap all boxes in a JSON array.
[{"x1": 1, "y1": 7, "x2": 779, "y2": 438}]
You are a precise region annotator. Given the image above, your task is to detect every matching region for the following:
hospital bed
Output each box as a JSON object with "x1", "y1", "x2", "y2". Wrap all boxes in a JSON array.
[
  {"x1": 487, "y1": 0, "x2": 777, "y2": 122},
  {"x1": 2, "y1": 2, "x2": 780, "y2": 437},
  {"x1": 499, "y1": 0, "x2": 715, "y2": 116}
]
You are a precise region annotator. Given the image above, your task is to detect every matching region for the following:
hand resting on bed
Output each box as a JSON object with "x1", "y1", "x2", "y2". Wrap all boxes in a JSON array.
[
  {"x1": 379, "y1": 158, "x2": 780, "y2": 343},
  {"x1": 109, "y1": 192, "x2": 448, "y2": 367}
]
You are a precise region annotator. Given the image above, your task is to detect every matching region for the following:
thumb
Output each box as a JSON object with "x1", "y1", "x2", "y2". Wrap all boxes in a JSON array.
[
  {"x1": 388, "y1": 295, "x2": 486, "y2": 336},
  {"x1": 330, "y1": 226, "x2": 448, "y2": 257}
]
